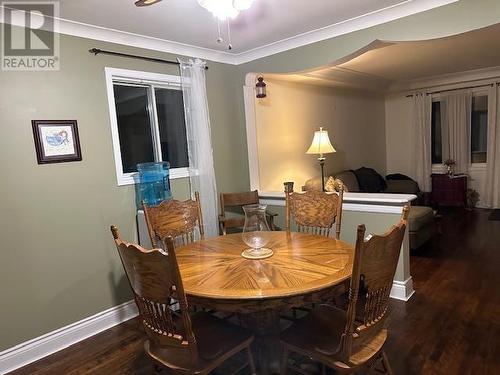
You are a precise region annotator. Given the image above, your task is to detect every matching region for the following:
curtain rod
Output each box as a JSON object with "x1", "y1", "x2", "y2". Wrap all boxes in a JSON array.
[
  {"x1": 406, "y1": 82, "x2": 498, "y2": 97},
  {"x1": 88, "y1": 48, "x2": 209, "y2": 70}
]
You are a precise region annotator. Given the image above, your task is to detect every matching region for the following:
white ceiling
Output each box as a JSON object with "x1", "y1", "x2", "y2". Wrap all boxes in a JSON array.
[
  {"x1": 339, "y1": 23, "x2": 500, "y2": 81},
  {"x1": 59, "y1": 0, "x2": 404, "y2": 54},
  {"x1": 0, "y1": 0, "x2": 458, "y2": 64},
  {"x1": 272, "y1": 23, "x2": 500, "y2": 92}
]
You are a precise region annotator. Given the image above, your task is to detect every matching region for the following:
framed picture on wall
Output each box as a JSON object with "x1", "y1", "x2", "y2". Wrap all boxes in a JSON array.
[{"x1": 31, "y1": 120, "x2": 82, "y2": 164}]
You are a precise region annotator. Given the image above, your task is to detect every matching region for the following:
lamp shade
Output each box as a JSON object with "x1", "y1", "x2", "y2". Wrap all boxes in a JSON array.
[{"x1": 306, "y1": 127, "x2": 336, "y2": 155}]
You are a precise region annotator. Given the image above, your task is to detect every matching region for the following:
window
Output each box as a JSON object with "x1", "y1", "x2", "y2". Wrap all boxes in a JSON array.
[
  {"x1": 431, "y1": 94, "x2": 488, "y2": 166},
  {"x1": 105, "y1": 68, "x2": 188, "y2": 185},
  {"x1": 471, "y1": 95, "x2": 488, "y2": 164},
  {"x1": 431, "y1": 100, "x2": 442, "y2": 164}
]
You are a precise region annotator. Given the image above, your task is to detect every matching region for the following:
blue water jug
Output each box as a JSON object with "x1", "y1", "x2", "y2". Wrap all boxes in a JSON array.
[{"x1": 135, "y1": 162, "x2": 172, "y2": 208}]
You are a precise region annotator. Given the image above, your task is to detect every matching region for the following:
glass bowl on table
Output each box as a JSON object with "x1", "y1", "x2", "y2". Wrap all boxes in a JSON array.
[{"x1": 241, "y1": 204, "x2": 273, "y2": 260}]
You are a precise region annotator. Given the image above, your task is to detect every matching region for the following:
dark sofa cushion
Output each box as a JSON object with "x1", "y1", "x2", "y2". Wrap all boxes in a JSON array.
[
  {"x1": 385, "y1": 179, "x2": 420, "y2": 195},
  {"x1": 353, "y1": 167, "x2": 387, "y2": 193},
  {"x1": 386, "y1": 173, "x2": 413, "y2": 181}
]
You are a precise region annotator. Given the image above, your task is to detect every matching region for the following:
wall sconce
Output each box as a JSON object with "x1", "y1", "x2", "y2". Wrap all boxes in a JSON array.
[{"x1": 255, "y1": 76, "x2": 267, "y2": 98}]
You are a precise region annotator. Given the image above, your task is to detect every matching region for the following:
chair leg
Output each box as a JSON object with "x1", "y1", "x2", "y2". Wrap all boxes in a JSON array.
[
  {"x1": 380, "y1": 351, "x2": 393, "y2": 375},
  {"x1": 280, "y1": 347, "x2": 289, "y2": 375},
  {"x1": 246, "y1": 346, "x2": 257, "y2": 375}
]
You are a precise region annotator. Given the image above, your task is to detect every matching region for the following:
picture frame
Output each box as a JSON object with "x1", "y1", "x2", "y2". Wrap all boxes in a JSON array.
[{"x1": 31, "y1": 120, "x2": 82, "y2": 164}]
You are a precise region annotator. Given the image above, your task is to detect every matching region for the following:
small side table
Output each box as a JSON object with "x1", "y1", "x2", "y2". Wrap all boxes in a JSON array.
[{"x1": 431, "y1": 174, "x2": 467, "y2": 207}]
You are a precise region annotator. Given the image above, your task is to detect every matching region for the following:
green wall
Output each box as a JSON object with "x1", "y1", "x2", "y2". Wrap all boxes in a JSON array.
[
  {"x1": 0, "y1": 33, "x2": 247, "y2": 351},
  {"x1": 1, "y1": 0, "x2": 500, "y2": 352}
]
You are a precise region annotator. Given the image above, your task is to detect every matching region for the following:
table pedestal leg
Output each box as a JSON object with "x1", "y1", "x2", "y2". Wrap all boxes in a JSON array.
[{"x1": 240, "y1": 309, "x2": 282, "y2": 375}]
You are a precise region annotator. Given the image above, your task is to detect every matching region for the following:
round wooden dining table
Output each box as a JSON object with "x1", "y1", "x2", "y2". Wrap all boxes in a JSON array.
[{"x1": 176, "y1": 231, "x2": 354, "y2": 374}]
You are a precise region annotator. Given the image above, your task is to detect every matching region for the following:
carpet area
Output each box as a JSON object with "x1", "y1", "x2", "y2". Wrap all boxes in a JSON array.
[{"x1": 489, "y1": 209, "x2": 500, "y2": 221}]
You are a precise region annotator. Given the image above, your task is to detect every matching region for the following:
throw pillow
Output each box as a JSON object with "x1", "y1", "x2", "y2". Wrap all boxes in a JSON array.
[{"x1": 325, "y1": 176, "x2": 347, "y2": 192}]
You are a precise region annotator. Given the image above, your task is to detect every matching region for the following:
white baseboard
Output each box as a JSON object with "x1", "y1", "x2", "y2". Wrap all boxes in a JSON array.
[
  {"x1": 0, "y1": 278, "x2": 413, "y2": 374},
  {"x1": 390, "y1": 277, "x2": 415, "y2": 301},
  {"x1": 0, "y1": 300, "x2": 138, "y2": 375}
]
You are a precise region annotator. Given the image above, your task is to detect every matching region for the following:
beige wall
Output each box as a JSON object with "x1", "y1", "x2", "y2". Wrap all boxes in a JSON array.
[
  {"x1": 385, "y1": 95, "x2": 413, "y2": 177},
  {"x1": 235, "y1": 0, "x2": 500, "y2": 191},
  {"x1": 0, "y1": 32, "x2": 247, "y2": 351},
  {"x1": 255, "y1": 79, "x2": 386, "y2": 192},
  {"x1": 2, "y1": 0, "x2": 500, "y2": 353}
]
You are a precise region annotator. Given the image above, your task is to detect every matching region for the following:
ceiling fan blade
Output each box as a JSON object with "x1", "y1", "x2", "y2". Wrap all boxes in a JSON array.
[{"x1": 135, "y1": 0, "x2": 162, "y2": 7}]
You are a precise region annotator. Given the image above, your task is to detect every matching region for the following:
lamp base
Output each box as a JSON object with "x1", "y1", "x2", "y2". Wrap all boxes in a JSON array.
[{"x1": 318, "y1": 157, "x2": 326, "y2": 192}]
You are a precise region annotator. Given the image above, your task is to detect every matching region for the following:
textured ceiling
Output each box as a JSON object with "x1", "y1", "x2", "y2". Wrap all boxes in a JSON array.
[
  {"x1": 340, "y1": 23, "x2": 500, "y2": 81},
  {"x1": 272, "y1": 23, "x2": 500, "y2": 92}
]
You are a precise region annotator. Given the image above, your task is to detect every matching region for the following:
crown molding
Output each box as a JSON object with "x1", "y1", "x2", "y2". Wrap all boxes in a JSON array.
[
  {"x1": 0, "y1": 5, "x2": 237, "y2": 65},
  {"x1": 389, "y1": 65, "x2": 500, "y2": 94},
  {"x1": 57, "y1": 18, "x2": 238, "y2": 65},
  {"x1": 301, "y1": 66, "x2": 392, "y2": 92},
  {"x1": 1, "y1": 0, "x2": 458, "y2": 66}
]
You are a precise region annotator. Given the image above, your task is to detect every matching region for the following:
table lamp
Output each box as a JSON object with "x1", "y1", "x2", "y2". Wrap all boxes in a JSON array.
[{"x1": 306, "y1": 127, "x2": 336, "y2": 191}]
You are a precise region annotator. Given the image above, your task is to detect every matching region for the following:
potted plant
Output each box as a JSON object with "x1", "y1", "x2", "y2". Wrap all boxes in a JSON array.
[
  {"x1": 467, "y1": 189, "x2": 479, "y2": 209},
  {"x1": 443, "y1": 159, "x2": 456, "y2": 176}
]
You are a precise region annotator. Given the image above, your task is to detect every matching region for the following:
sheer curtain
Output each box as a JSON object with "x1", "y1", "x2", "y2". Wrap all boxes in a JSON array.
[
  {"x1": 485, "y1": 85, "x2": 500, "y2": 208},
  {"x1": 440, "y1": 90, "x2": 472, "y2": 174},
  {"x1": 179, "y1": 58, "x2": 218, "y2": 237},
  {"x1": 412, "y1": 93, "x2": 432, "y2": 192}
]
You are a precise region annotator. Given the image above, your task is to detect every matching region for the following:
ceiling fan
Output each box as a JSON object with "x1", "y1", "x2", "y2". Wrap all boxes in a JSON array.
[
  {"x1": 135, "y1": 0, "x2": 254, "y2": 19},
  {"x1": 134, "y1": 0, "x2": 162, "y2": 7},
  {"x1": 134, "y1": 0, "x2": 256, "y2": 50}
]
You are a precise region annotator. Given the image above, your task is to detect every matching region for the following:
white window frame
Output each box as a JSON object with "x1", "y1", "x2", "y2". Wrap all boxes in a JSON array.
[
  {"x1": 430, "y1": 88, "x2": 489, "y2": 171},
  {"x1": 104, "y1": 67, "x2": 189, "y2": 186}
]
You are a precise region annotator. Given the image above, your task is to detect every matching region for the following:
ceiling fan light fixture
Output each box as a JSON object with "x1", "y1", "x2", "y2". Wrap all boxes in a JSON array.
[
  {"x1": 197, "y1": 0, "x2": 255, "y2": 20},
  {"x1": 134, "y1": 0, "x2": 162, "y2": 7},
  {"x1": 234, "y1": 0, "x2": 254, "y2": 11}
]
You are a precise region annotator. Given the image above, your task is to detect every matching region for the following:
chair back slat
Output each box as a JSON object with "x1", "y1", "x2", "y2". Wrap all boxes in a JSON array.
[
  {"x1": 340, "y1": 206, "x2": 410, "y2": 363},
  {"x1": 111, "y1": 226, "x2": 198, "y2": 361},
  {"x1": 221, "y1": 190, "x2": 259, "y2": 208},
  {"x1": 143, "y1": 191, "x2": 204, "y2": 247},
  {"x1": 224, "y1": 217, "x2": 246, "y2": 228},
  {"x1": 284, "y1": 181, "x2": 343, "y2": 239},
  {"x1": 219, "y1": 190, "x2": 274, "y2": 234},
  {"x1": 297, "y1": 225, "x2": 333, "y2": 237}
]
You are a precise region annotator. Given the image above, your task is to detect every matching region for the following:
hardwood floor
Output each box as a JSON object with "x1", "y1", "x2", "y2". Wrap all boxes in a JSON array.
[
  {"x1": 386, "y1": 208, "x2": 500, "y2": 374},
  {"x1": 9, "y1": 209, "x2": 500, "y2": 375}
]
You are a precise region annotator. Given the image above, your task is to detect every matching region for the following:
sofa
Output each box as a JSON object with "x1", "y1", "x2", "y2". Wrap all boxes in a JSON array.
[
  {"x1": 305, "y1": 169, "x2": 421, "y2": 196},
  {"x1": 304, "y1": 168, "x2": 436, "y2": 250}
]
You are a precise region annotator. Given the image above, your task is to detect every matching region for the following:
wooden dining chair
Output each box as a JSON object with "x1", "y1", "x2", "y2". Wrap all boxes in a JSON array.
[
  {"x1": 143, "y1": 191, "x2": 204, "y2": 248},
  {"x1": 284, "y1": 181, "x2": 344, "y2": 239},
  {"x1": 218, "y1": 190, "x2": 277, "y2": 235},
  {"x1": 110, "y1": 226, "x2": 256, "y2": 375},
  {"x1": 280, "y1": 205, "x2": 410, "y2": 375}
]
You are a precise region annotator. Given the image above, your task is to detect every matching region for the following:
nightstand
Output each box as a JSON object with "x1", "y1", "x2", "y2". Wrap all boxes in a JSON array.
[{"x1": 431, "y1": 173, "x2": 467, "y2": 207}]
